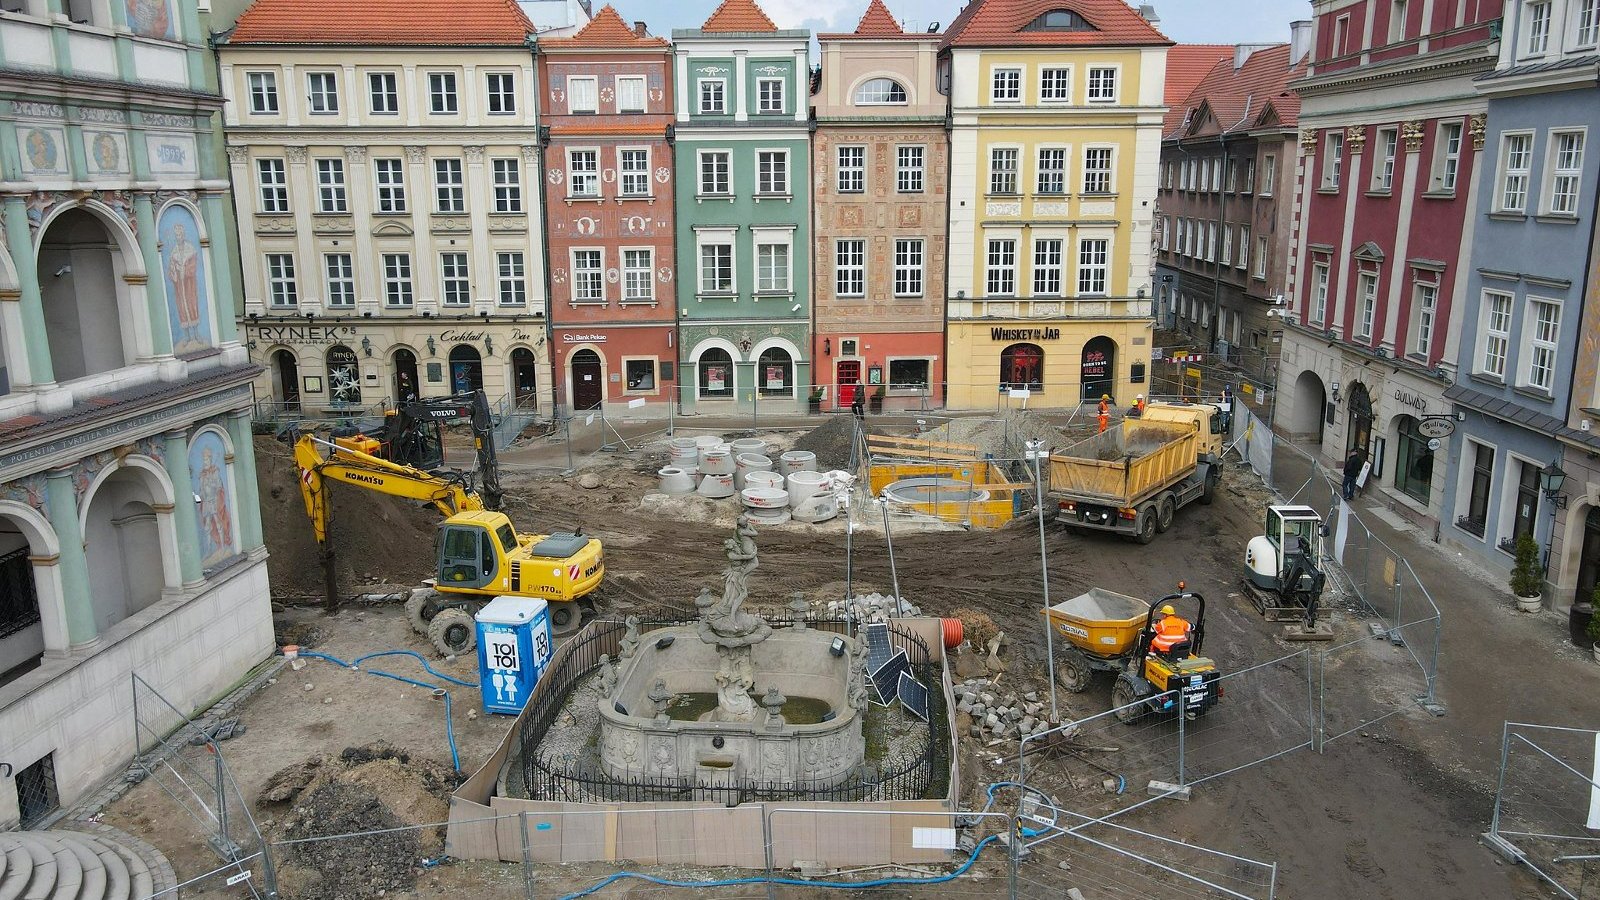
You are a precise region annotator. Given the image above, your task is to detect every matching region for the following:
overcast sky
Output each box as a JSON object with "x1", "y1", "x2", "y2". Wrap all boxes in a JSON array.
[{"x1": 601, "y1": 0, "x2": 1311, "y2": 45}]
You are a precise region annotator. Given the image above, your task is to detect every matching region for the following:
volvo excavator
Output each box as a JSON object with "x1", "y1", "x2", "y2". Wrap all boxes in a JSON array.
[
  {"x1": 293, "y1": 431, "x2": 603, "y2": 655},
  {"x1": 329, "y1": 389, "x2": 502, "y2": 504}
]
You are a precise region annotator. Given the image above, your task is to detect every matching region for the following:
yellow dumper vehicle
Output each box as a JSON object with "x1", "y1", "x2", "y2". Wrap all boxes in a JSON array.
[{"x1": 1042, "y1": 587, "x2": 1223, "y2": 722}]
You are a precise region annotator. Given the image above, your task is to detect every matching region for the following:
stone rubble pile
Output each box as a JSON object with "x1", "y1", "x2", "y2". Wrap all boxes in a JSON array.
[
  {"x1": 953, "y1": 679, "x2": 1053, "y2": 740},
  {"x1": 823, "y1": 592, "x2": 923, "y2": 621}
]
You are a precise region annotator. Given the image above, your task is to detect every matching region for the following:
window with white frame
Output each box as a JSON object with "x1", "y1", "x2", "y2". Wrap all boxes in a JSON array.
[
  {"x1": 266, "y1": 253, "x2": 297, "y2": 306},
  {"x1": 492, "y1": 158, "x2": 521, "y2": 213},
  {"x1": 573, "y1": 249, "x2": 604, "y2": 302},
  {"x1": 1254, "y1": 236, "x2": 1268, "y2": 278},
  {"x1": 433, "y1": 158, "x2": 464, "y2": 212},
  {"x1": 1077, "y1": 238, "x2": 1108, "y2": 294},
  {"x1": 699, "y1": 241, "x2": 733, "y2": 293},
  {"x1": 1322, "y1": 131, "x2": 1343, "y2": 189},
  {"x1": 1087, "y1": 66, "x2": 1116, "y2": 102},
  {"x1": 1037, "y1": 148, "x2": 1066, "y2": 194},
  {"x1": 383, "y1": 253, "x2": 413, "y2": 306},
  {"x1": 1176, "y1": 218, "x2": 1187, "y2": 256},
  {"x1": 619, "y1": 148, "x2": 651, "y2": 196},
  {"x1": 374, "y1": 158, "x2": 406, "y2": 213},
  {"x1": 428, "y1": 71, "x2": 458, "y2": 114},
  {"x1": 1260, "y1": 154, "x2": 1276, "y2": 196},
  {"x1": 1545, "y1": 130, "x2": 1585, "y2": 216},
  {"x1": 616, "y1": 75, "x2": 646, "y2": 113},
  {"x1": 990, "y1": 147, "x2": 1019, "y2": 194},
  {"x1": 699, "y1": 78, "x2": 726, "y2": 114},
  {"x1": 1434, "y1": 121, "x2": 1462, "y2": 191},
  {"x1": 1388, "y1": 0, "x2": 1408, "y2": 43},
  {"x1": 257, "y1": 158, "x2": 288, "y2": 213},
  {"x1": 1526, "y1": 0, "x2": 1551, "y2": 54},
  {"x1": 1203, "y1": 222, "x2": 1216, "y2": 262},
  {"x1": 1580, "y1": 0, "x2": 1600, "y2": 46},
  {"x1": 486, "y1": 71, "x2": 516, "y2": 115},
  {"x1": 986, "y1": 238, "x2": 1017, "y2": 295},
  {"x1": 1355, "y1": 272, "x2": 1378, "y2": 339},
  {"x1": 1159, "y1": 216, "x2": 1170, "y2": 251},
  {"x1": 315, "y1": 158, "x2": 346, "y2": 213},
  {"x1": 756, "y1": 240, "x2": 790, "y2": 292},
  {"x1": 757, "y1": 150, "x2": 789, "y2": 195},
  {"x1": 307, "y1": 71, "x2": 339, "y2": 114},
  {"x1": 835, "y1": 239, "x2": 865, "y2": 297},
  {"x1": 894, "y1": 238, "x2": 923, "y2": 297},
  {"x1": 247, "y1": 71, "x2": 278, "y2": 115},
  {"x1": 623, "y1": 249, "x2": 653, "y2": 302},
  {"x1": 1523, "y1": 298, "x2": 1560, "y2": 391},
  {"x1": 1479, "y1": 289, "x2": 1512, "y2": 376},
  {"x1": 568, "y1": 149, "x2": 599, "y2": 197},
  {"x1": 757, "y1": 77, "x2": 785, "y2": 114},
  {"x1": 440, "y1": 252, "x2": 470, "y2": 306},
  {"x1": 991, "y1": 67, "x2": 1021, "y2": 102},
  {"x1": 1032, "y1": 238, "x2": 1063, "y2": 295},
  {"x1": 1373, "y1": 127, "x2": 1398, "y2": 191},
  {"x1": 324, "y1": 253, "x2": 354, "y2": 308},
  {"x1": 1221, "y1": 226, "x2": 1233, "y2": 267},
  {"x1": 1311, "y1": 262, "x2": 1329, "y2": 324},
  {"x1": 855, "y1": 77, "x2": 907, "y2": 104},
  {"x1": 1412, "y1": 280, "x2": 1437, "y2": 357},
  {"x1": 368, "y1": 71, "x2": 398, "y2": 114},
  {"x1": 1237, "y1": 225, "x2": 1250, "y2": 270},
  {"x1": 1225, "y1": 159, "x2": 1238, "y2": 193},
  {"x1": 837, "y1": 145, "x2": 865, "y2": 193},
  {"x1": 1040, "y1": 67, "x2": 1071, "y2": 101},
  {"x1": 568, "y1": 76, "x2": 597, "y2": 113},
  {"x1": 897, "y1": 145, "x2": 924, "y2": 193},
  {"x1": 497, "y1": 252, "x2": 526, "y2": 306},
  {"x1": 699, "y1": 150, "x2": 730, "y2": 195},
  {"x1": 1083, "y1": 147, "x2": 1112, "y2": 193},
  {"x1": 1499, "y1": 132, "x2": 1533, "y2": 212},
  {"x1": 1244, "y1": 158, "x2": 1256, "y2": 192}
]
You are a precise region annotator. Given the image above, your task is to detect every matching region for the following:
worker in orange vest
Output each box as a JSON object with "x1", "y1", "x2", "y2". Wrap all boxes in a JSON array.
[
  {"x1": 1150, "y1": 604, "x2": 1193, "y2": 657},
  {"x1": 1097, "y1": 394, "x2": 1111, "y2": 433}
]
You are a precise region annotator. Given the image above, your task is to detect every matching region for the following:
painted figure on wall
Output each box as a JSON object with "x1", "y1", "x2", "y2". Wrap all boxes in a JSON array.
[
  {"x1": 158, "y1": 204, "x2": 212, "y2": 354},
  {"x1": 24, "y1": 129, "x2": 59, "y2": 173},
  {"x1": 189, "y1": 432, "x2": 236, "y2": 568},
  {"x1": 125, "y1": 0, "x2": 173, "y2": 40},
  {"x1": 91, "y1": 133, "x2": 123, "y2": 173}
]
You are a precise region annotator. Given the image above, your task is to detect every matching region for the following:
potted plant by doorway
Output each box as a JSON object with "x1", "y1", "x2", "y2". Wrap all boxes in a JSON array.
[
  {"x1": 1588, "y1": 590, "x2": 1600, "y2": 664},
  {"x1": 869, "y1": 384, "x2": 885, "y2": 415},
  {"x1": 1510, "y1": 533, "x2": 1545, "y2": 613},
  {"x1": 807, "y1": 387, "x2": 823, "y2": 416}
]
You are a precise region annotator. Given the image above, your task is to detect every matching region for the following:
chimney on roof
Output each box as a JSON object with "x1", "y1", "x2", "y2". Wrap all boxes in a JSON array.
[
  {"x1": 1233, "y1": 43, "x2": 1275, "y2": 69},
  {"x1": 1138, "y1": 4, "x2": 1160, "y2": 26},
  {"x1": 633, "y1": 20, "x2": 647, "y2": 37},
  {"x1": 1289, "y1": 19, "x2": 1313, "y2": 65}
]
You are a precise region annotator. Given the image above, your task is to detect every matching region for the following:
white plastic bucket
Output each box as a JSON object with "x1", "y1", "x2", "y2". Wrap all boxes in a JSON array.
[
  {"x1": 696, "y1": 472, "x2": 735, "y2": 498},
  {"x1": 778, "y1": 449, "x2": 817, "y2": 475},
  {"x1": 786, "y1": 470, "x2": 827, "y2": 507}
]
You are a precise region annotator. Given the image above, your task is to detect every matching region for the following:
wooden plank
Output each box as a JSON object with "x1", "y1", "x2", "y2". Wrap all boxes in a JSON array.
[
  {"x1": 867, "y1": 434, "x2": 983, "y2": 453},
  {"x1": 868, "y1": 446, "x2": 981, "y2": 462}
]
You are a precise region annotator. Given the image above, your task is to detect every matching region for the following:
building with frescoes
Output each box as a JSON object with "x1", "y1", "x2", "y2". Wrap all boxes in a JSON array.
[
  {"x1": 0, "y1": 0, "x2": 271, "y2": 828},
  {"x1": 811, "y1": 0, "x2": 948, "y2": 413},
  {"x1": 670, "y1": 0, "x2": 812, "y2": 413},
  {"x1": 220, "y1": 0, "x2": 552, "y2": 416},
  {"x1": 538, "y1": 7, "x2": 677, "y2": 415}
]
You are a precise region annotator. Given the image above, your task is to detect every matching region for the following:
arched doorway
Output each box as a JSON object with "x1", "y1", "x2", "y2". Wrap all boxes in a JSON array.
[
  {"x1": 1291, "y1": 370, "x2": 1326, "y2": 443},
  {"x1": 1346, "y1": 382, "x2": 1372, "y2": 455},
  {"x1": 570, "y1": 349, "x2": 603, "y2": 410},
  {"x1": 1393, "y1": 415, "x2": 1433, "y2": 504},
  {"x1": 511, "y1": 348, "x2": 539, "y2": 410},
  {"x1": 757, "y1": 347, "x2": 793, "y2": 397},
  {"x1": 449, "y1": 345, "x2": 483, "y2": 394},
  {"x1": 83, "y1": 467, "x2": 169, "y2": 633},
  {"x1": 999, "y1": 343, "x2": 1043, "y2": 392},
  {"x1": 1575, "y1": 507, "x2": 1600, "y2": 610},
  {"x1": 392, "y1": 348, "x2": 419, "y2": 404},
  {"x1": 326, "y1": 345, "x2": 362, "y2": 405},
  {"x1": 0, "y1": 515, "x2": 44, "y2": 683},
  {"x1": 698, "y1": 347, "x2": 735, "y2": 400},
  {"x1": 38, "y1": 208, "x2": 127, "y2": 382},
  {"x1": 272, "y1": 349, "x2": 300, "y2": 410},
  {"x1": 1080, "y1": 336, "x2": 1116, "y2": 401}
]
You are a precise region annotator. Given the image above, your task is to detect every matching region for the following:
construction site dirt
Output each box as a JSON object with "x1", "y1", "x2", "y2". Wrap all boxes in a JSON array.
[{"x1": 95, "y1": 413, "x2": 1592, "y2": 899}]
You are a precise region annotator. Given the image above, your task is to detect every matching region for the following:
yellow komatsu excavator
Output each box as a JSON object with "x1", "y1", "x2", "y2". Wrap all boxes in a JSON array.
[{"x1": 293, "y1": 433, "x2": 603, "y2": 655}]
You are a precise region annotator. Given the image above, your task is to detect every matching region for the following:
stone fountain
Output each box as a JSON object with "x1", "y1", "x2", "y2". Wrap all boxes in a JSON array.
[{"x1": 596, "y1": 515, "x2": 866, "y2": 786}]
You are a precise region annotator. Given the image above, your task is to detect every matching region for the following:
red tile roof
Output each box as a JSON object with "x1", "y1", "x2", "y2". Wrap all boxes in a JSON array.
[
  {"x1": 819, "y1": 0, "x2": 938, "y2": 40},
  {"x1": 540, "y1": 4, "x2": 668, "y2": 48},
  {"x1": 229, "y1": 0, "x2": 532, "y2": 45},
  {"x1": 941, "y1": 0, "x2": 1171, "y2": 50},
  {"x1": 1164, "y1": 43, "x2": 1305, "y2": 139},
  {"x1": 1165, "y1": 44, "x2": 1233, "y2": 105},
  {"x1": 701, "y1": 0, "x2": 778, "y2": 33}
]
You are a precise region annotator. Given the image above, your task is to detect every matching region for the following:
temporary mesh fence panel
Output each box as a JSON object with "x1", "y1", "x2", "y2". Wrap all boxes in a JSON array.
[{"x1": 1488, "y1": 723, "x2": 1600, "y2": 900}]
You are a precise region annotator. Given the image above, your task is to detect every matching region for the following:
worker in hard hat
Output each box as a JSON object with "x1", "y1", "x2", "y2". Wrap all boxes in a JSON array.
[
  {"x1": 1128, "y1": 393, "x2": 1146, "y2": 417},
  {"x1": 1097, "y1": 393, "x2": 1111, "y2": 433},
  {"x1": 1150, "y1": 603, "x2": 1193, "y2": 658}
]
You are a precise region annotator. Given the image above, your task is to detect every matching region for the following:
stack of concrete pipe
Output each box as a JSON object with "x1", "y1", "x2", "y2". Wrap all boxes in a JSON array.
[
  {"x1": 778, "y1": 450, "x2": 817, "y2": 476},
  {"x1": 730, "y1": 437, "x2": 768, "y2": 457},
  {"x1": 695, "y1": 446, "x2": 736, "y2": 498},
  {"x1": 741, "y1": 486, "x2": 791, "y2": 525},
  {"x1": 657, "y1": 466, "x2": 695, "y2": 494},
  {"x1": 668, "y1": 437, "x2": 699, "y2": 467},
  {"x1": 734, "y1": 453, "x2": 773, "y2": 490},
  {"x1": 744, "y1": 470, "x2": 783, "y2": 491}
]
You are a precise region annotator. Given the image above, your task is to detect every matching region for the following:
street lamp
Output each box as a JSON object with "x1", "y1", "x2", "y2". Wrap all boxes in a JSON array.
[{"x1": 1539, "y1": 460, "x2": 1569, "y2": 572}]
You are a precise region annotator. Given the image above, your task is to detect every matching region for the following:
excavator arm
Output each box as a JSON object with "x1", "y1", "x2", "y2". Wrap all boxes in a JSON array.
[{"x1": 294, "y1": 432, "x2": 483, "y2": 547}]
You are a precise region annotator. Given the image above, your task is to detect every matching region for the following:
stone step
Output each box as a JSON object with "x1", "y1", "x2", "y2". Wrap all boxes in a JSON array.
[
  {"x1": 7, "y1": 833, "x2": 66, "y2": 900},
  {"x1": 68, "y1": 837, "x2": 130, "y2": 900},
  {"x1": 78, "y1": 831, "x2": 156, "y2": 900},
  {"x1": 0, "y1": 826, "x2": 175, "y2": 900},
  {"x1": 40, "y1": 833, "x2": 103, "y2": 900},
  {"x1": 0, "y1": 842, "x2": 34, "y2": 900}
]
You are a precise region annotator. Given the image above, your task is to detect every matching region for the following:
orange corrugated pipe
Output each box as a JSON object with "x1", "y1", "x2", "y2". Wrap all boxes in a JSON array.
[{"x1": 942, "y1": 617, "x2": 964, "y2": 650}]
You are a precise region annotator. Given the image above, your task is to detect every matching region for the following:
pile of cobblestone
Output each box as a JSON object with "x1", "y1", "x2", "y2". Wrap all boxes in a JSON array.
[
  {"x1": 823, "y1": 592, "x2": 923, "y2": 621},
  {"x1": 953, "y1": 679, "x2": 1053, "y2": 740}
]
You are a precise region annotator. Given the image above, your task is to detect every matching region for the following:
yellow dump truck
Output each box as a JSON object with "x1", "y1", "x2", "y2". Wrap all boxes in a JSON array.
[{"x1": 1049, "y1": 402, "x2": 1225, "y2": 543}]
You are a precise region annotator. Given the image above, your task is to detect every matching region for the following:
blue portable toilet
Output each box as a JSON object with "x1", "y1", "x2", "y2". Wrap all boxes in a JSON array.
[{"x1": 474, "y1": 596, "x2": 554, "y2": 715}]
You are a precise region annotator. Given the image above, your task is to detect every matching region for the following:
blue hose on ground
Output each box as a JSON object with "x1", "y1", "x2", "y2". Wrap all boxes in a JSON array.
[
  {"x1": 289, "y1": 650, "x2": 464, "y2": 772},
  {"x1": 352, "y1": 649, "x2": 478, "y2": 687}
]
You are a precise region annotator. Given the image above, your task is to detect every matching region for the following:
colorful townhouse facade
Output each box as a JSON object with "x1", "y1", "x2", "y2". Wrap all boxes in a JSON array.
[
  {"x1": 670, "y1": 0, "x2": 812, "y2": 413},
  {"x1": 1279, "y1": 0, "x2": 1503, "y2": 532},
  {"x1": 220, "y1": 0, "x2": 553, "y2": 415},
  {"x1": 1438, "y1": 0, "x2": 1600, "y2": 607},
  {"x1": 537, "y1": 7, "x2": 677, "y2": 414},
  {"x1": 940, "y1": 0, "x2": 1168, "y2": 410},
  {"x1": 811, "y1": 0, "x2": 949, "y2": 412},
  {"x1": 0, "y1": 0, "x2": 270, "y2": 827}
]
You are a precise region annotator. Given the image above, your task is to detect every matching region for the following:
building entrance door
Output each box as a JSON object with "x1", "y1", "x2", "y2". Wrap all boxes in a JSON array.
[
  {"x1": 571, "y1": 350, "x2": 603, "y2": 410},
  {"x1": 835, "y1": 359, "x2": 861, "y2": 410}
]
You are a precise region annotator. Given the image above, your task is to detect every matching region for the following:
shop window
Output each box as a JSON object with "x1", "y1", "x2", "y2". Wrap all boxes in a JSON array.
[
  {"x1": 1000, "y1": 342, "x2": 1043, "y2": 392},
  {"x1": 698, "y1": 348, "x2": 734, "y2": 399},
  {"x1": 1512, "y1": 460, "x2": 1541, "y2": 545},
  {"x1": 326, "y1": 345, "x2": 361, "y2": 405},
  {"x1": 757, "y1": 347, "x2": 793, "y2": 397},
  {"x1": 1459, "y1": 442, "x2": 1493, "y2": 537},
  {"x1": 1394, "y1": 416, "x2": 1433, "y2": 504},
  {"x1": 625, "y1": 359, "x2": 656, "y2": 392},
  {"x1": 888, "y1": 359, "x2": 930, "y2": 393}
]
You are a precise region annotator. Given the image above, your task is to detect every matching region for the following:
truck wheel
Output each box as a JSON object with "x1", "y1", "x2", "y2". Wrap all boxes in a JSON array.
[
  {"x1": 405, "y1": 590, "x2": 441, "y2": 635},
  {"x1": 550, "y1": 602, "x2": 581, "y2": 636},
  {"x1": 1056, "y1": 648, "x2": 1092, "y2": 693},
  {"x1": 1111, "y1": 678, "x2": 1145, "y2": 724},
  {"x1": 1133, "y1": 506, "x2": 1158, "y2": 544},
  {"x1": 1200, "y1": 471, "x2": 1220, "y2": 505},
  {"x1": 1156, "y1": 495, "x2": 1176, "y2": 532},
  {"x1": 427, "y1": 607, "x2": 476, "y2": 657}
]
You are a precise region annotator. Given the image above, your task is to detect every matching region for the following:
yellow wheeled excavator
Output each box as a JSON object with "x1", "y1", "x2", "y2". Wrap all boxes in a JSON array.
[{"x1": 293, "y1": 432, "x2": 603, "y2": 655}]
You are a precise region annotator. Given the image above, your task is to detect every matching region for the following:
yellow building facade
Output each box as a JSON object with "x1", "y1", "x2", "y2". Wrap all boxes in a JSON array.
[{"x1": 940, "y1": 2, "x2": 1168, "y2": 410}]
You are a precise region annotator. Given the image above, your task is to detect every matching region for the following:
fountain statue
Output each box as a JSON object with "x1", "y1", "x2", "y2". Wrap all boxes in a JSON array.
[{"x1": 697, "y1": 513, "x2": 773, "y2": 722}]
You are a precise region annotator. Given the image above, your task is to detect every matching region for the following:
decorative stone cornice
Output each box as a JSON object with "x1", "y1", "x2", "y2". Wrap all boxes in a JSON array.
[
  {"x1": 1468, "y1": 113, "x2": 1487, "y2": 151},
  {"x1": 463, "y1": 145, "x2": 486, "y2": 164},
  {"x1": 1300, "y1": 128, "x2": 1319, "y2": 149},
  {"x1": 225, "y1": 145, "x2": 250, "y2": 165},
  {"x1": 284, "y1": 146, "x2": 308, "y2": 164},
  {"x1": 344, "y1": 145, "x2": 367, "y2": 163},
  {"x1": 405, "y1": 145, "x2": 427, "y2": 164},
  {"x1": 1345, "y1": 125, "x2": 1366, "y2": 153},
  {"x1": 1402, "y1": 120, "x2": 1426, "y2": 153}
]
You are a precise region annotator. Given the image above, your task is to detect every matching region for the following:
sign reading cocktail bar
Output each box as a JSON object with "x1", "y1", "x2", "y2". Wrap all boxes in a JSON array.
[{"x1": 990, "y1": 327, "x2": 1061, "y2": 341}]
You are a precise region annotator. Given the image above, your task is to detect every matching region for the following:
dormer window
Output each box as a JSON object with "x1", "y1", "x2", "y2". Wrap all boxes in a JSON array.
[
  {"x1": 855, "y1": 78, "x2": 907, "y2": 105},
  {"x1": 1025, "y1": 9, "x2": 1094, "y2": 31}
]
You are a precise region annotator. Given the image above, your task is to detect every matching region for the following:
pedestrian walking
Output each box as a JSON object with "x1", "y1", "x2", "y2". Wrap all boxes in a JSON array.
[
  {"x1": 1342, "y1": 448, "x2": 1366, "y2": 501},
  {"x1": 850, "y1": 380, "x2": 865, "y2": 420}
]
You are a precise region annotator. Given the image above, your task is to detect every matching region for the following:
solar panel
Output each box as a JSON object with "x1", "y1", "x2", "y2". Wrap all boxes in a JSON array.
[
  {"x1": 863, "y1": 622, "x2": 894, "y2": 675},
  {"x1": 871, "y1": 651, "x2": 909, "y2": 705},
  {"x1": 897, "y1": 671, "x2": 929, "y2": 722}
]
